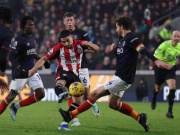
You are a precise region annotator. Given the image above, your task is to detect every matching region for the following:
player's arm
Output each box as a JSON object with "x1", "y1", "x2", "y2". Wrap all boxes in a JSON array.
[
  {"x1": 82, "y1": 41, "x2": 100, "y2": 51},
  {"x1": 34, "y1": 55, "x2": 50, "y2": 69},
  {"x1": 139, "y1": 45, "x2": 172, "y2": 69},
  {"x1": 129, "y1": 36, "x2": 172, "y2": 69},
  {"x1": 29, "y1": 44, "x2": 60, "y2": 77},
  {"x1": 28, "y1": 56, "x2": 48, "y2": 77},
  {"x1": 0, "y1": 37, "x2": 12, "y2": 75}
]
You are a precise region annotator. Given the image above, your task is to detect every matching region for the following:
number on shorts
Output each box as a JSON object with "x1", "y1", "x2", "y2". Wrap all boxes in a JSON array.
[{"x1": 82, "y1": 77, "x2": 87, "y2": 83}]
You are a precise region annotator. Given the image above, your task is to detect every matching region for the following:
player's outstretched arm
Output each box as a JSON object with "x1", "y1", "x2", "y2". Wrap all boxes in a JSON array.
[
  {"x1": 154, "y1": 60, "x2": 173, "y2": 70},
  {"x1": 28, "y1": 56, "x2": 48, "y2": 77},
  {"x1": 82, "y1": 41, "x2": 100, "y2": 51},
  {"x1": 140, "y1": 48, "x2": 173, "y2": 70}
]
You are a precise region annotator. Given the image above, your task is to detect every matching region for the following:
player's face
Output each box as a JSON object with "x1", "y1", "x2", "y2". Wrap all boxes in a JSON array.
[
  {"x1": 24, "y1": 20, "x2": 35, "y2": 35},
  {"x1": 61, "y1": 35, "x2": 73, "y2": 48},
  {"x1": 63, "y1": 16, "x2": 75, "y2": 31},
  {"x1": 171, "y1": 31, "x2": 180, "y2": 46},
  {"x1": 116, "y1": 23, "x2": 122, "y2": 36}
]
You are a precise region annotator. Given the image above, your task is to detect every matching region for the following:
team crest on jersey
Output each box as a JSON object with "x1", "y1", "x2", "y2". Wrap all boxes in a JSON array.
[
  {"x1": 167, "y1": 54, "x2": 172, "y2": 59},
  {"x1": 27, "y1": 43, "x2": 30, "y2": 46},
  {"x1": 72, "y1": 35, "x2": 78, "y2": 39},
  {"x1": 77, "y1": 48, "x2": 83, "y2": 53},
  {"x1": 122, "y1": 41, "x2": 126, "y2": 46}
]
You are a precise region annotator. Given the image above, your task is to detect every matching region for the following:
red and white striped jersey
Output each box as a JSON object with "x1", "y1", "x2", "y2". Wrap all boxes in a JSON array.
[{"x1": 46, "y1": 40, "x2": 87, "y2": 76}]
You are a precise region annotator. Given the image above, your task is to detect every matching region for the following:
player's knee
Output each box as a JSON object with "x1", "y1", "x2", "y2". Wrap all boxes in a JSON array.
[
  {"x1": 55, "y1": 83, "x2": 64, "y2": 96},
  {"x1": 108, "y1": 102, "x2": 117, "y2": 110},
  {"x1": 8, "y1": 90, "x2": 18, "y2": 101},
  {"x1": 35, "y1": 88, "x2": 45, "y2": 99}
]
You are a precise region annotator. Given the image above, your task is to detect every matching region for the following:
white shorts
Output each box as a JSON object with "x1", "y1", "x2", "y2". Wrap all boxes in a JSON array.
[
  {"x1": 103, "y1": 75, "x2": 131, "y2": 97},
  {"x1": 10, "y1": 73, "x2": 44, "y2": 93},
  {"x1": 79, "y1": 68, "x2": 90, "y2": 88}
]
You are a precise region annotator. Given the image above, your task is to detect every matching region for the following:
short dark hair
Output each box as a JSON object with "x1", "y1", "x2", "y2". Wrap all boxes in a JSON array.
[
  {"x1": 115, "y1": 16, "x2": 132, "y2": 30},
  {"x1": 20, "y1": 16, "x2": 35, "y2": 30},
  {"x1": 63, "y1": 12, "x2": 75, "y2": 20},
  {"x1": 0, "y1": 6, "x2": 13, "y2": 23},
  {"x1": 59, "y1": 30, "x2": 71, "y2": 39}
]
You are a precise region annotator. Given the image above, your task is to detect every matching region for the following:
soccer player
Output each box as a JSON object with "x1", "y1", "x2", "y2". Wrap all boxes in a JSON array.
[
  {"x1": 0, "y1": 6, "x2": 14, "y2": 92},
  {"x1": 28, "y1": 30, "x2": 99, "y2": 130},
  {"x1": 0, "y1": 16, "x2": 47, "y2": 119},
  {"x1": 59, "y1": 12, "x2": 100, "y2": 127},
  {"x1": 151, "y1": 30, "x2": 180, "y2": 118},
  {"x1": 59, "y1": 16, "x2": 172, "y2": 132}
]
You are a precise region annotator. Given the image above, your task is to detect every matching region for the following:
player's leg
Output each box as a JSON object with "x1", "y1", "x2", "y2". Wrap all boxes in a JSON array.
[
  {"x1": 105, "y1": 76, "x2": 149, "y2": 132},
  {"x1": 151, "y1": 67, "x2": 166, "y2": 110},
  {"x1": 10, "y1": 73, "x2": 44, "y2": 120},
  {"x1": 166, "y1": 67, "x2": 176, "y2": 118},
  {"x1": 59, "y1": 75, "x2": 121, "y2": 123},
  {"x1": 79, "y1": 68, "x2": 100, "y2": 117},
  {"x1": 0, "y1": 85, "x2": 18, "y2": 115},
  {"x1": 55, "y1": 69, "x2": 69, "y2": 103},
  {"x1": 8, "y1": 79, "x2": 28, "y2": 120},
  {"x1": 58, "y1": 72, "x2": 79, "y2": 130}
]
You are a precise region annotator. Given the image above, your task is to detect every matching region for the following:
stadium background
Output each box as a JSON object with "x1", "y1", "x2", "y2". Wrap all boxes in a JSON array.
[{"x1": 0, "y1": 0, "x2": 180, "y2": 102}]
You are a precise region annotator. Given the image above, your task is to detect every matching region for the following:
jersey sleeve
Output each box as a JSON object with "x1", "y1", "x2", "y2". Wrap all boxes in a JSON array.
[
  {"x1": 77, "y1": 40, "x2": 88, "y2": 50},
  {"x1": 45, "y1": 44, "x2": 60, "y2": 60},
  {"x1": 127, "y1": 35, "x2": 145, "y2": 52},
  {"x1": 11, "y1": 36, "x2": 23, "y2": 53},
  {"x1": 9, "y1": 37, "x2": 23, "y2": 67},
  {"x1": 81, "y1": 30, "x2": 90, "y2": 41},
  {"x1": 154, "y1": 41, "x2": 167, "y2": 58}
]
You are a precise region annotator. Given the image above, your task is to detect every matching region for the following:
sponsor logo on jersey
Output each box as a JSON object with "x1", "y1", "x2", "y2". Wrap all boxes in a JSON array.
[
  {"x1": 27, "y1": 48, "x2": 36, "y2": 55},
  {"x1": 65, "y1": 59, "x2": 80, "y2": 64},
  {"x1": 117, "y1": 48, "x2": 123, "y2": 55},
  {"x1": 72, "y1": 35, "x2": 78, "y2": 39}
]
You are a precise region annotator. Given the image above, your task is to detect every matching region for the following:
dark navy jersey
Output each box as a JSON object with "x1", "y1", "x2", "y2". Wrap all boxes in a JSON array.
[
  {"x1": 0, "y1": 24, "x2": 14, "y2": 50},
  {"x1": 115, "y1": 32, "x2": 145, "y2": 84},
  {"x1": 10, "y1": 33, "x2": 36, "y2": 78},
  {"x1": 70, "y1": 29, "x2": 90, "y2": 68},
  {"x1": 0, "y1": 24, "x2": 14, "y2": 72}
]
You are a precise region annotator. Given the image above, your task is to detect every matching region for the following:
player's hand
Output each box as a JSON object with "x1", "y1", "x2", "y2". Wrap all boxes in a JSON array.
[
  {"x1": 82, "y1": 41, "x2": 90, "y2": 47},
  {"x1": 0, "y1": 78, "x2": 9, "y2": 93},
  {"x1": 44, "y1": 61, "x2": 50, "y2": 69},
  {"x1": 155, "y1": 60, "x2": 173, "y2": 70},
  {"x1": 110, "y1": 43, "x2": 117, "y2": 51},
  {"x1": 0, "y1": 71, "x2": 6, "y2": 77},
  {"x1": 28, "y1": 69, "x2": 36, "y2": 77}
]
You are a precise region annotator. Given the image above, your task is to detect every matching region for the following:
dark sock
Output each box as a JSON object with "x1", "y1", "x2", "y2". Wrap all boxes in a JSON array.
[
  {"x1": 55, "y1": 83, "x2": 64, "y2": 96},
  {"x1": 153, "y1": 88, "x2": 158, "y2": 98},
  {"x1": 68, "y1": 103, "x2": 79, "y2": 111},
  {"x1": 168, "y1": 89, "x2": 175, "y2": 113}
]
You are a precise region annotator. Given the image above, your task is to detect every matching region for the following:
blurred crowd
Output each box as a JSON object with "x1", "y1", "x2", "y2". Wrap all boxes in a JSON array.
[{"x1": 3, "y1": 0, "x2": 180, "y2": 72}]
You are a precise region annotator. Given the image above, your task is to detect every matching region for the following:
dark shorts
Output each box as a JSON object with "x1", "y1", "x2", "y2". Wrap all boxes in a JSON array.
[
  {"x1": 154, "y1": 66, "x2": 176, "y2": 85},
  {"x1": 55, "y1": 69, "x2": 81, "y2": 88}
]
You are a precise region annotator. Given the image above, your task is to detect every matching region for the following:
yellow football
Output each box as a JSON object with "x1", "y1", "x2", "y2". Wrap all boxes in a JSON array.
[{"x1": 69, "y1": 82, "x2": 85, "y2": 97}]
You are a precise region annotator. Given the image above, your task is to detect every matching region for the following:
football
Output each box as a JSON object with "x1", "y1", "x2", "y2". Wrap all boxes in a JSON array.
[{"x1": 69, "y1": 82, "x2": 85, "y2": 97}]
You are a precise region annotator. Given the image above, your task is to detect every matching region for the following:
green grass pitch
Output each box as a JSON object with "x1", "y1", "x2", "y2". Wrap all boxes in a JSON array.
[{"x1": 0, "y1": 101, "x2": 180, "y2": 135}]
